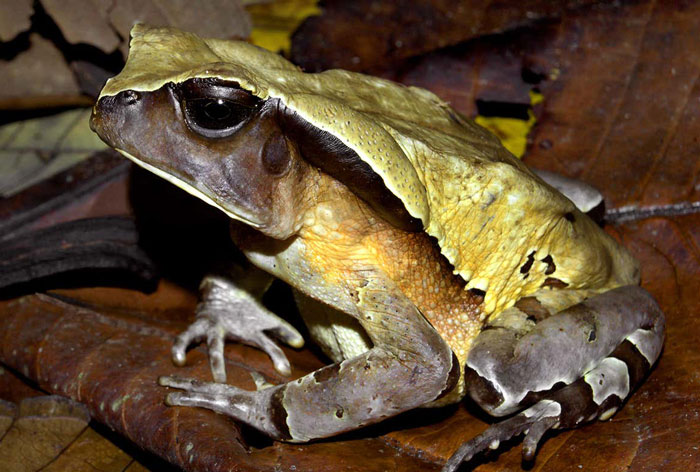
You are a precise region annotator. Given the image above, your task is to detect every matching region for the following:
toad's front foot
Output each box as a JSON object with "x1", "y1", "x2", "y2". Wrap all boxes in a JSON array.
[{"x1": 172, "y1": 276, "x2": 304, "y2": 381}]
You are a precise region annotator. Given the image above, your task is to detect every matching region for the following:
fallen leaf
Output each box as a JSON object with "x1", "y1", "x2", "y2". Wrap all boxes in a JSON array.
[
  {"x1": 40, "y1": 0, "x2": 121, "y2": 53},
  {"x1": 0, "y1": 108, "x2": 109, "y2": 198},
  {"x1": 0, "y1": 0, "x2": 33, "y2": 42},
  {"x1": 291, "y1": 0, "x2": 604, "y2": 72},
  {"x1": 0, "y1": 216, "x2": 158, "y2": 291},
  {"x1": 0, "y1": 151, "x2": 129, "y2": 241},
  {"x1": 521, "y1": 1, "x2": 700, "y2": 211},
  {"x1": 41, "y1": 427, "x2": 135, "y2": 472},
  {"x1": 108, "y1": 0, "x2": 252, "y2": 57},
  {"x1": 247, "y1": 0, "x2": 320, "y2": 54},
  {"x1": 0, "y1": 367, "x2": 43, "y2": 405},
  {"x1": 0, "y1": 389, "x2": 175, "y2": 472},
  {"x1": 0, "y1": 399, "x2": 17, "y2": 439},
  {"x1": 0, "y1": 396, "x2": 89, "y2": 471},
  {"x1": 0, "y1": 33, "x2": 86, "y2": 109}
]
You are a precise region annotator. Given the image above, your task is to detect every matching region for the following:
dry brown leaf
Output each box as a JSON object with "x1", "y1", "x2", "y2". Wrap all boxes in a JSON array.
[
  {"x1": 0, "y1": 0, "x2": 33, "y2": 42},
  {"x1": 0, "y1": 33, "x2": 86, "y2": 109},
  {"x1": 124, "y1": 462, "x2": 152, "y2": 472},
  {"x1": 0, "y1": 399, "x2": 17, "y2": 439},
  {"x1": 109, "y1": 0, "x2": 252, "y2": 57},
  {"x1": 0, "y1": 396, "x2": 89, "y2": 471},
  {"x1": 0, "y1": 151, "x2": 129, "y2": 244},
  {"x1": 290, "y1": 0, "x2": 605, "y2": 72},
  {"x1": 1, "y1": 0, "x2": 252, "y2": 108},
  {"x1": 40, "y1": 0, "x2": 121, "y2": 53},
  {"x1": 42, "y1": 427, "x2": 134, "y2": 472},
  {"x1": 0, "y1": 386, "x2": 172, "y2": 472},
  {"x1": 0, "y1": 367, "x2": 43, "y2": 405},
  {"x1": 521, "y1": 1, "x2": 700, "y2": 211}
]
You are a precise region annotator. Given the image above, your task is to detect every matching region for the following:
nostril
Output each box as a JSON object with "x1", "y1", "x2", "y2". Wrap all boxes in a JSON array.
[{"x1": 120, "y1": 90, "x2": 140, "y2": 105}]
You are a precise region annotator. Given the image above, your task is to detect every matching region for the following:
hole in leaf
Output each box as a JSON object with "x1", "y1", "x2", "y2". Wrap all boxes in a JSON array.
[{"x1": 475, "y1": 100, "x2": 530, "y2": 120}]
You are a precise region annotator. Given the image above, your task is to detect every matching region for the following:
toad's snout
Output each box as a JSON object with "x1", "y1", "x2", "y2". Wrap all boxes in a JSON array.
[{"x1": 90, "y1": 91, "x2": 143, "y2": 148}]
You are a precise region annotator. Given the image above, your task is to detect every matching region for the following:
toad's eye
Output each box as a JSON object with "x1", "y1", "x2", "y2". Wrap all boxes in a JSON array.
[{"x1": 183, "y1": 98, "x2": 257, "y2": 138}]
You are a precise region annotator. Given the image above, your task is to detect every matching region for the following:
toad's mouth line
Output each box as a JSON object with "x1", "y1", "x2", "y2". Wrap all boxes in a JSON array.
[{"x1": 115, "y1": 147, "x2": 265, "y2": 228}]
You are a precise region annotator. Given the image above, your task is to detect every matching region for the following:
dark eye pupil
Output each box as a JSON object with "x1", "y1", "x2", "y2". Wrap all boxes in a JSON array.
[
  {"x1": 203, "y1": 99, "x2": 232, "y2": 121},
  {"x1": 184, "y1": 97, "x2": 258, "y2": 136}
]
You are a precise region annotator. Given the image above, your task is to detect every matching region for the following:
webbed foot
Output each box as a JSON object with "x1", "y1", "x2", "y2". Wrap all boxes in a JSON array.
[
  {"x1": 172, "y1": 276, "x2": 304, "y2": 381},
  {"x1": 158, "y1": 375, "x2": 288, "y2": 438},
  {"x1": 449, "y1": 286, "x2": 665, "y2": 470},
  {"x1": 443, "y1": 400, "x2": 560, "y2": 472}
]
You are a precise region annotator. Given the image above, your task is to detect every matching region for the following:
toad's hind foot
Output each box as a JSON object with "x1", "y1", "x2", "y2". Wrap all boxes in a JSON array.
[
  {"x1": 443, "y1": 400, "x2": 560, "y2": 472},
  {"x1": 444, "y1": 354, "x2": 637, "y2": 472},
  {"x1": 447, "y1": 285, "x2": 664, "y2": 471}
]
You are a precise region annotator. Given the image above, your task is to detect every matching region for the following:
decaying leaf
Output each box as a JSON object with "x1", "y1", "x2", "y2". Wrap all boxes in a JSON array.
[
  {"x1": 0, "y1": 151, "x2": 129, "y2": 245},
  {"x1": 291, "y1": 0, "x2": 605, "y2": 72},
  {"x1": 0, "y1": 367, "x2": 43, "y2": 405},
  {"x1": 0, "y1": 396, "x2": 89, "y2": 472},
  {"x1": 38, "y1": 0, "x2": 252, "y2": 57},
  {"x1": 521, "y1": 1, "x2": 700, "y2": 211},
  {"x1": 0, "y1": 108, "x2": 109, "y2": 197},
  {"x1": 41, "y1": 427, "x2": 134, "y2": 472},
  {"x1": 246, "y1": 0, "x2": 321, "y2": 53},
  {"x1": 0, "y1": 399, "x2": 17, "y2": 439},
  {"x1": 0, "y1": 216, "x2": 158, "y2": 291},
  {"x1": 108, "y1": 0, "x2": 252, "y2": 57},
  {"x1": 40, "y1": 0, "x2": 121, "y2": 53},
  {"x1": 0, "y1": 33, "x2": 85, "y2": 109},
  {"x1": 0, "y1": 0, "x2": 33, "y2": 42},
  {"x1": 0, "y1": 0, "x2": 253, "y2": 109},
  {"x1": 0, "y1": 388, "x2": 173, "y2": 472}
]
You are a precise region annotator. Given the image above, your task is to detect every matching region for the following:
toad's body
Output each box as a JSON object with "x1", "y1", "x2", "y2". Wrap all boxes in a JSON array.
[
  {"x1": 234, "y1": 172, "x2": 483, "y2": 403},
  {"x1": 91, "y1": 24, "x2": 665, "y2": 470}
]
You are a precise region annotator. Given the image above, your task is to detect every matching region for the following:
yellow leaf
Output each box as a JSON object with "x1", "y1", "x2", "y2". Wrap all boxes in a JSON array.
[
  {"x1": 246, "y1": 0, "x2": 320, "y2": 54},
  {"x1": 474, "y1": 91, "x2": 542, "y2": 158}
]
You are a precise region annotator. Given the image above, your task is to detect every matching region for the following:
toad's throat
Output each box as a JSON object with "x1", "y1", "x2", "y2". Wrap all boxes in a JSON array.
[{"x1": 116, "y1": 147, "x2": 264, "y2": 227}]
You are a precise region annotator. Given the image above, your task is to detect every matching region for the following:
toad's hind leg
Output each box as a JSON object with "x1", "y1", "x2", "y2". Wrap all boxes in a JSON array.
[{"x1": 445, "y1": 285, "x2": 664, "y2": 471}]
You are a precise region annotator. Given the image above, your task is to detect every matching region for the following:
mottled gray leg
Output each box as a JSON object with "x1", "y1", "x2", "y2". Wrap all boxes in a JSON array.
[
  {"x1": 172, "y1": 274, "x2": 304, "y2": 381},
  {"x1": 161, "y1": 279, "x2": 459, "y2": 442},
  {"x1": 533, "y1": 168, "x2": 603, "y2": 214},
  {"x1": 445, "y1": 285, "x2": 664, "y2": 470}
]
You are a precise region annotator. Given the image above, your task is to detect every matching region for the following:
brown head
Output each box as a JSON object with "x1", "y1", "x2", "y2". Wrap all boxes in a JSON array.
[{"x1": 91, "y1": 78, "x2": 319, "y2": 239}]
